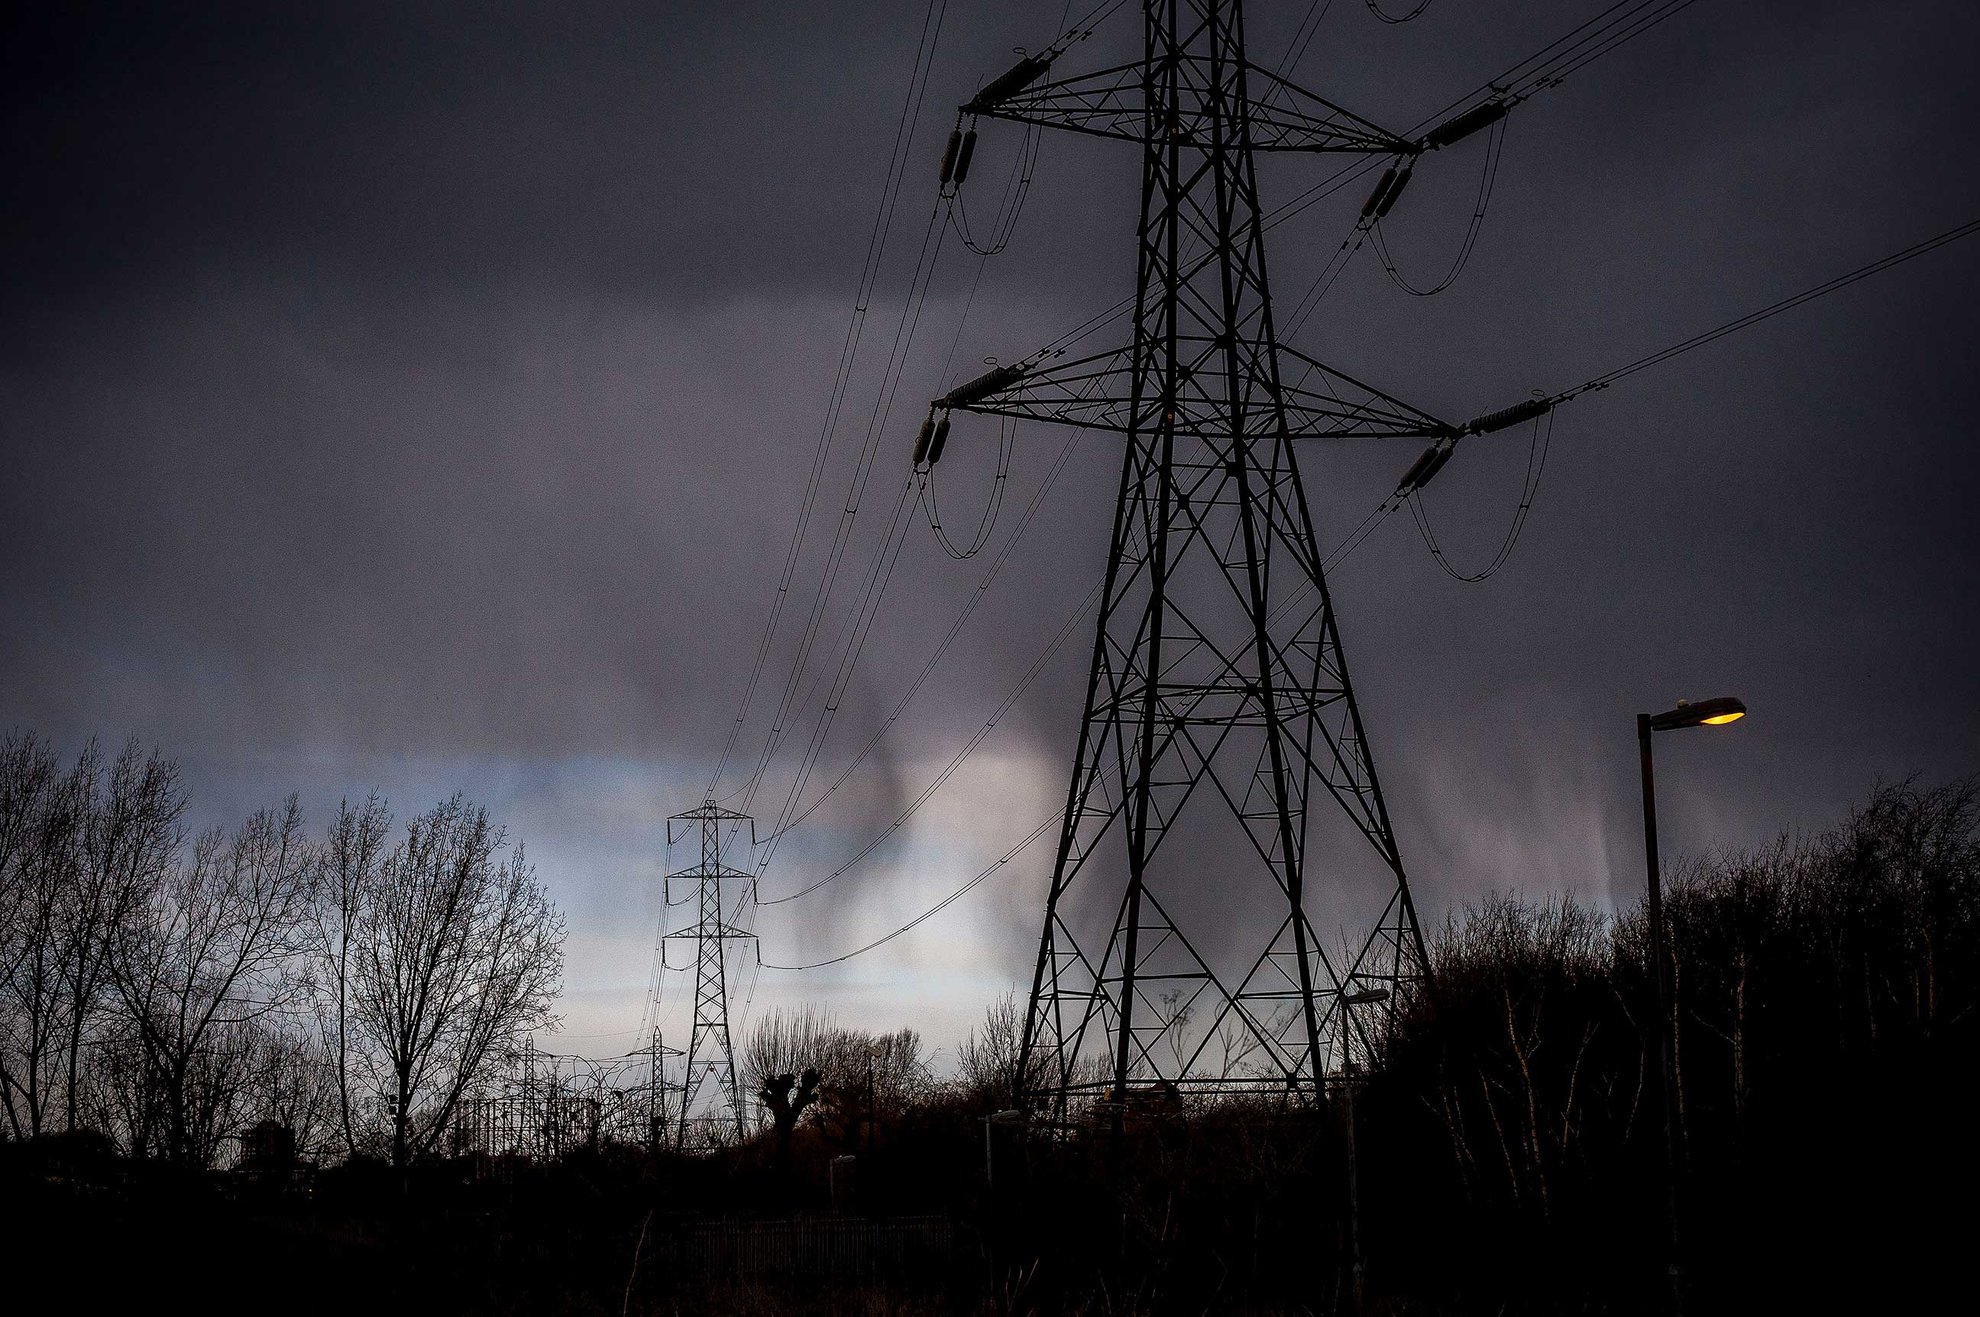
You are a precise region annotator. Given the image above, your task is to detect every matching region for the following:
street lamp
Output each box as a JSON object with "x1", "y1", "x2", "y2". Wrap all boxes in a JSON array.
[{"x1": 1636, "y1": 695, "x2": 1745, "y2": 1316}]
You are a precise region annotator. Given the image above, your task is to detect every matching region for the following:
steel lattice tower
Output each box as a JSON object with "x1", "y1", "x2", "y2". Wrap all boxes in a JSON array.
[
  {"x1": 925, "y1": 0, "x2": 1455, "y2": 1117},
  {"x1": 665, "y1": 800, "x2": 755, "y2": 1147}
]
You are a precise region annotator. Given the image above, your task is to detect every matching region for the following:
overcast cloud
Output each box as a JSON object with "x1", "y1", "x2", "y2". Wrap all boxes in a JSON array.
[{"x1": 4, "y1": 0, "x2": 1976, "y2": 1055}]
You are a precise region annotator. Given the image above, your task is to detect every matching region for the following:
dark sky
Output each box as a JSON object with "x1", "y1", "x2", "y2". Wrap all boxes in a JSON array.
[{"x1": 4, "y1": 1, "x2": 1976, "y2": 1054}]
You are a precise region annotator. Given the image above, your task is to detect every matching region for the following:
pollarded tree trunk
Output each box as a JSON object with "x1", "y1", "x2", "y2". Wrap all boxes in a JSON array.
[{"x1": 758, "y1": 1068, "x2": 820, "y2": 1179}]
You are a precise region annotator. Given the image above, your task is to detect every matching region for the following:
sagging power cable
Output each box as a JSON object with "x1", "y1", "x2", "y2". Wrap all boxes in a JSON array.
[
  {"x1": 918, "y1": 414, "x2": 1015, "y2": 559},
  {"x1": 1372, "y1": 115, "x2": 1507, "y2": 297},
  {"x1": 1407, "y1": 408, "x2": 1555, "y2": 581},
  {"x1": 759, "y1": 811, "x2": 1064, "y2": 970},
  {"x1": 951, "y1": 125, "x2": 1042, "y2": 257},
  {"x1": 1366, "y1": 0, "x2": 1436, "y2": 24}
]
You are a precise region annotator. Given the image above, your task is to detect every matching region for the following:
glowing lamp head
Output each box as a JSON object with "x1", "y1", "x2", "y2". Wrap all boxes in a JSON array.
[{"x1": 1646, "y1": 696, "x2": 1748, "y2": 733}]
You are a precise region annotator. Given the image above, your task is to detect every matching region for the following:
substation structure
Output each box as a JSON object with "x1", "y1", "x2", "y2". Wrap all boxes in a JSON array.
[{"x1": 449, "y1": 1034, "x2": 679, "y2": 1159}]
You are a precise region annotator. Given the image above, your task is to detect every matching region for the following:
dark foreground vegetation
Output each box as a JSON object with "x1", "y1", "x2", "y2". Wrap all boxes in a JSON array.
[{"x1": 4, "y1": 728, "x2": 1974, "y2": 1313}]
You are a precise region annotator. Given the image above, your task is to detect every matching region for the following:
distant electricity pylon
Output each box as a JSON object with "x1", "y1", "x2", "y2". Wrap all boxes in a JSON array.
[
  {"x1": 665, "y1": 800, "x2": 756, "y2": 1147},
  {"x1": 920, "y1": 0, "x2": 1524, "y2": 1119}
]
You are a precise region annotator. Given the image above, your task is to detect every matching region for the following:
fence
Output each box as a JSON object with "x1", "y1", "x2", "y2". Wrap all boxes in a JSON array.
[{"x1": 656, "y1": 1214, "x2": 972, "y2": 1280}]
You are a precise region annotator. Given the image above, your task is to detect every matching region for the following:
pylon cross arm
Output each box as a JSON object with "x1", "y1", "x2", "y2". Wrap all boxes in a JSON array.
[
  {"x1": 971, "y1": 57, "x2": 1408, "y2": 155},
  {"x1": 933, "y1": 341, "x2": 1453, "y2": 441},
  {"x1": 663, "y1": 864, "x2": 756, "y2": 882},
  {"x1": 661, "y1": 926, "x2": 756, "y2": 941}
]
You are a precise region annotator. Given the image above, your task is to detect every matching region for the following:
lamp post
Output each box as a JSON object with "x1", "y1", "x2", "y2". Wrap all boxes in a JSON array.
[
  {"x1": 1339, "y1": 984, "x2": 1390, "y2": 1316},
  {"x1": 1636, "y1": 695, "x2": 1745, "y2": 1315}
]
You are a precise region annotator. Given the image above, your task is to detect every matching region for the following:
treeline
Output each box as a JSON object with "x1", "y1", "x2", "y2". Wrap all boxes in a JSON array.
[
  {"x1": 741, "y1": 990, "x2": 1043, "y2": 1157},
  {"x1": 5, "y1": 723, "x2": 1972, "y2": 1310},
  {"x1": 714, "y1": 780, "x2": 1978, "y2": 1311},
  {"x1": 0, "y1": 731, "x2": 564, "y2": 1170},
  {"x1": 1365, "y1": 777, "x2": 1980, "y2": 1309}
]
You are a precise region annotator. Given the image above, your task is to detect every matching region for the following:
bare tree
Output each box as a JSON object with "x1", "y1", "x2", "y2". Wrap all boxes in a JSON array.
[
  {"x1": 742, "y1": 1006, "x2": 835, "y2": 1100},
  {"x1": 315, "y1": 794, "x2": 391, "y2": 1156},
  {"x1": 60, "y1": 740, "x2": 184, "y2": 1130},
  {"x1": 79, "y1": 1023, "x2": 163, "y2": 1156},
  {"x1": 2, "y1": 736, "x2": 181, "y2": 1136},
  {"x1": 956, "y1": 991, "x2": 1046, "y2": 1110},
  {"x1": 0, "y1": 732, "x2": 58, "y2": 962},
  {"x1": 340, "y1": 796, "x2": 564, "y2": 1168},
  {"x1": 106, "y1": 797, "x2": 319, "y2": 1166},
  {"x1": 810, "y1": 1025, "x2": 930, "y2": 1149},
  {"x1": 741, "y1": 1010, "x2": 931, "y2": 1151},
  {"x1": 0, "y1": 731, "x2": 72, "y2": 1137},
  {"x1": 239, "y1": 1023, "x2": 342, "y2": 1161},
  {"x1": 743, "y1": 1007, "x2": 831, "y2": 1172}
]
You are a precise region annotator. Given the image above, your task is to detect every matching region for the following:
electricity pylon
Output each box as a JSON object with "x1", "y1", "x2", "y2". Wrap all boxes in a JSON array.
[
  {"x1": 925, "y1": 0, "x2": 1461, "y2": 1119},
  {"x1": 665, "y1": 800, "x2": 755, "y2": 1147}
]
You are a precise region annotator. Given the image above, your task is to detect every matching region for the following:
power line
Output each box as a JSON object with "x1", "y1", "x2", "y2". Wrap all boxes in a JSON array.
[
  {"x1": 1407, "y1": 0, "x2": 1701, "y2": 137},
  {"x1": 1556, "y1": 217, "x2": 1980, "y2": 403},
  {"x1": 753, "y1": 477, "x2": 921, "y2": 856},
  {"x1": 740, "y1": 460, "x2": 1476, "y2": 968},
  {"x1": 759, "y1": 811, "x2": 1064, "y2": 971},
  {"x1": 759, "y1": 574, "x2": 1101, "y2": 907},
  {"x1": 747, "y1": 9, "x2": 1974, "y2": 989},
  {"x1": 731, "y1": 200, "x2": 952, "y2": 820},
  {"x1": 762, "y1": 423, "x2": 1088, "y2": 846},
  {"x1": 1379, "y1": 215, "x2": 1980, "y2": 585},
  {"x1": 709, "y1": 0, "x2": 951, "y2": 800},
  {"x1": 753, "y1": 417, "x2": 1162, "y2": 898}
]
